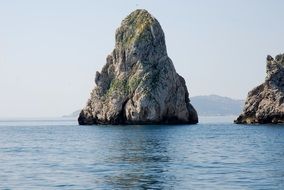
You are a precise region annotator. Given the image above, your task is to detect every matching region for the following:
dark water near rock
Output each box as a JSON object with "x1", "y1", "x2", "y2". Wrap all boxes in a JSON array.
[{"x1": 0, "y1": 118, "x2": 283, "y2": 189}]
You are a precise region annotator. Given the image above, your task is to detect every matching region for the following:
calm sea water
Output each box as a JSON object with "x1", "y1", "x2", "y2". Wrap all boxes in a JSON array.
[{"x1": 0, "y1": 117, "x2": 283, "y2": 190}]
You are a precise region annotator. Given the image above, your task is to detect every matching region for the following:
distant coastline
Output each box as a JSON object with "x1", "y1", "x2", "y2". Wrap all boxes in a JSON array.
[
  {"x1": 64, "y1": 95, "x2": 244, "y2": 118},
  {"x1": 191, "y1": 95, "x2": 244, "y2": 116}
]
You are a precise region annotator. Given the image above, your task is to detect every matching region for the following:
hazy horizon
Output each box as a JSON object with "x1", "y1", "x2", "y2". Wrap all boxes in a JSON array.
[{"x1": 1, "y1": 0, "x2": 284, "y2": 118}]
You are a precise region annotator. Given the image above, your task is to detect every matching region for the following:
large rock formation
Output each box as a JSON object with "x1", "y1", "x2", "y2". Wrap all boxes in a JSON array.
[
  {"x1": 235, "y1": 54, "x2": 284, "y2": 124},
  {"x1": 78, "y1": 9, "x2": 198, "y2": 125}
]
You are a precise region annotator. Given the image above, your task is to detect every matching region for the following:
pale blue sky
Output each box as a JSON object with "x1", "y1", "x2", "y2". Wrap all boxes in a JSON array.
[{"x1": 0, "y1": 0, "x2": 283, "y2": 118}]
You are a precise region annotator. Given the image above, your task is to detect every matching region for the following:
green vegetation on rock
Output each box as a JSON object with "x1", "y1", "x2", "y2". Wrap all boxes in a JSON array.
[
  {"x1": 128, "y1": 76, "x2": 142, "y2": 92},
  {"x1": 119, "y1": 9, "x2": 155, "y2": 48},
  {"x1": 104, "y1": 76, "x2": 142, "y2": 98}
]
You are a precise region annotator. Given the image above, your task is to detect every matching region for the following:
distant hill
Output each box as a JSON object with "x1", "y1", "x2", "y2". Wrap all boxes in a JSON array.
[
  {"x1": 62, "y1": 110, "x2": 81, "y2": 118},
  {"x1": 65, "y1": 95, "x2": 244, "y2": 118},
  {"x1": 190, "y1": 95, "x2": 244, "y2": 116}
]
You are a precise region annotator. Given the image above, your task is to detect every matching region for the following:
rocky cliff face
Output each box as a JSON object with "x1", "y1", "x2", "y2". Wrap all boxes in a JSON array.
[
  {"x1": 78, "y1": 9, "x2": 198, "y2": 125},
  {"x1": 235, "y1": 54, "x2": 284, "y2": 124}
]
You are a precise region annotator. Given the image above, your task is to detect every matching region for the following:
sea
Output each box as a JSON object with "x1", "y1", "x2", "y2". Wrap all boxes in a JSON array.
[{"x1": 0, "y1": 116, "x2": 283, "y2": 190}]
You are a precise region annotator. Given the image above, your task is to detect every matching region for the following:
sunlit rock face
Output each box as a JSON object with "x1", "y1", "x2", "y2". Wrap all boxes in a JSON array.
[
  {"x1": 235, "y1": 54, "x2": 284, "y2": 124},
  {"x1": 78, "y1": 9, "x2": 198, "y2": 125}
]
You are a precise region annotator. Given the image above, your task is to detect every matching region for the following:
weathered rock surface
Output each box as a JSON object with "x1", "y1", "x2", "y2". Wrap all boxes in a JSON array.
[
  {"x1": 78, "y1": 9, "x2": 198, "y2": 125},
  {"x1": 235, "y1": 54, "x2": 284, "y2": 124}
]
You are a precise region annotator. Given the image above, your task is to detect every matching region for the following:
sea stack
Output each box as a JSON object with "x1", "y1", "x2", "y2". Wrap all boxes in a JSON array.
[
  {"x1": 235, "y1": 54, "x2": 284, "y2": 124},
  {"x1": 78, "y1": 9, "x2": 198, "y2": 125}
]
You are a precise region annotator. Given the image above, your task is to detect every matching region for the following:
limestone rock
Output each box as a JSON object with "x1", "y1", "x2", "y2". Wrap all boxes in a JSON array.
[
  {"x1": 78, "y1": 9, "x2": 198, "y2": 125},
  {"x1": 235, "y1": 54, "x2": 284, "y2": 124}
]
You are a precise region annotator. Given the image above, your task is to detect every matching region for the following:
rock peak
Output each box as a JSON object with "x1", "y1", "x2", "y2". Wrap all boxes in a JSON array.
[
  {"x1": 126, "y1": 9, "x2": 153, "y2": 19},
  {"x1": 266, "y1": 55, "x2": 274, "y2": 61},
  {"x1": 115, "y1": 9, "x2": 167, "y2": 59},
  {"x1": 121, "y1": 9, "x2": 156, "y2": 29},
  {"x1": 266, "y1": 53, "x2": 284, "y2": 81},
  {"x1": 78, "y1": 9, "x2": 198, "y2": 125}
]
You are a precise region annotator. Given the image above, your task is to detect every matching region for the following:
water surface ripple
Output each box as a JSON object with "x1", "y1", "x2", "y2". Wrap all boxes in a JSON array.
[{"x1": 0, "y1": 119, "x2": 283, "y2": 189}]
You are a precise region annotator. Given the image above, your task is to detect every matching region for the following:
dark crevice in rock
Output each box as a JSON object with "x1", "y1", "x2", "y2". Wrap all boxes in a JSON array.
[
  {"x1": 78, "y1": 110, "x2": 97, "y2": 125},
  {"x1": 113, "y1": 98, "x2": 130, "y2": 125}
]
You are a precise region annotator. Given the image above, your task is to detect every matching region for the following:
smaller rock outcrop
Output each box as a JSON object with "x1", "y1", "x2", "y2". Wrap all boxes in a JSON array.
[{"x1": 235, "y1": 54, "x2": 284, "y2": 124}]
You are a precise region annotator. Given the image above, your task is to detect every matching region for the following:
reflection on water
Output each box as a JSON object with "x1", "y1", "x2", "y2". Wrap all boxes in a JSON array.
[
  {"x1": 104, "y1": 127, "x2": 173, "y2": 189},
  {"x1": 0, "y1": 120, "x2": 283, "y2": 189}
]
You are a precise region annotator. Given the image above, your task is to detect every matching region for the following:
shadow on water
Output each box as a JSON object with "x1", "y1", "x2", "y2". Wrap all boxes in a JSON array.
[{"x1": 98, "y1": 125, "x2": 176, "y2": 189}]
